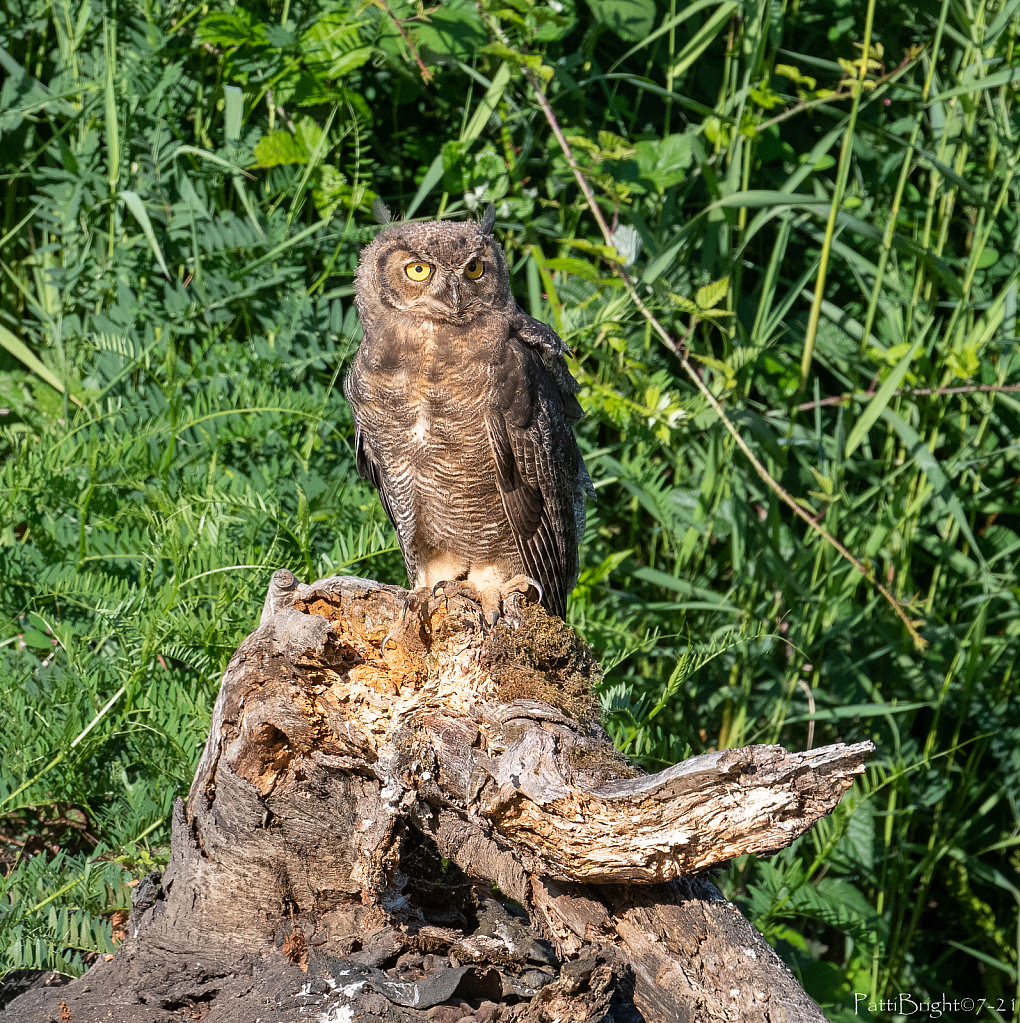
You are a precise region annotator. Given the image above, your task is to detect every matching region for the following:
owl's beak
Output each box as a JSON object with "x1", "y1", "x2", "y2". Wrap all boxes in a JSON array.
[{"x1": 448, "y1": 279, "x2": 462, "y2": 312}]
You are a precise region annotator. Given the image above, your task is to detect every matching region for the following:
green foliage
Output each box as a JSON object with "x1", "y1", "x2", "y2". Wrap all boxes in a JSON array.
[
  {"x1": 2, "y1": 0, "x2": 1020, "y2": 1017},
  {"x1": 587, "y1": 0, "x2": 658, "y2": 42}
]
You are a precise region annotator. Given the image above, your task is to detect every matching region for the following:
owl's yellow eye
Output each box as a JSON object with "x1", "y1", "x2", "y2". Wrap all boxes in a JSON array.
[
  {"x1": 405, "y1": 262, "x2": 433, "y2": 282},
  {"x1": 464, "y1": 260, "x2": 485, "y2": 280}
]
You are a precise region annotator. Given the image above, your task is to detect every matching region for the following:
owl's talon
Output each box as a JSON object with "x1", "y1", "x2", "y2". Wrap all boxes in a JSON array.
[
  {"x1": 430, "y1": 579, "x2": 484, "y2": 611},
  {"x1": 501, "y1": 574, "x2": 543, "y2": 606},
  {"x1": 381, "y1": 591, "x2": 428, "y2": 653},
  {"x1": 429, "y1": 580, "x2": 453, "y2": 614}
]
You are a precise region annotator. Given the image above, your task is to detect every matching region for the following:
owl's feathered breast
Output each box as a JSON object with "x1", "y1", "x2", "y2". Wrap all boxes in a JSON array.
[
  {"x1": 347, "y1": 309, "x2": 501, "y2": 445},
  {"x1": 345, "y1": 310, "x2": 513, "y2": 558}
]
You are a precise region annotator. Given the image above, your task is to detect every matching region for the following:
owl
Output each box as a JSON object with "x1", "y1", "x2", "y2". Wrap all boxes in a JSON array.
[{"x1": 344, "y1": 207, "x2": 594, "y2": 623}]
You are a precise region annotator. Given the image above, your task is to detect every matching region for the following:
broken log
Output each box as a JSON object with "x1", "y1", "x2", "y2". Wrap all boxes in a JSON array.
[{"x1": 4, "y1": 572, "x2": 872, "y2": 1023}]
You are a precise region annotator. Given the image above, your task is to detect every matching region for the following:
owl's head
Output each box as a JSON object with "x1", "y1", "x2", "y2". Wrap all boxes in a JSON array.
[{"x1": 355, "y1": 207, "x2": 510, "y2": 324}]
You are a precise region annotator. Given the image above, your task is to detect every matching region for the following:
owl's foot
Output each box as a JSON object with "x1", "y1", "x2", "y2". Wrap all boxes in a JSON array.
[
  {"x1": 432, "y1": 575, "x2": 542, "y2": 628},
  {"x1": 496, "y1": 574, "x2": 544, "y2": 622},
  {"x1": 430, "y1": 580, "x2": 487, "y2": 624}
]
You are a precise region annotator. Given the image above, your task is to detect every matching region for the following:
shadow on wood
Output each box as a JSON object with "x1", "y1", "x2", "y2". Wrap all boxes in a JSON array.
[{"x1": 4, "y1": 573, "x2": 872, "y2": 1023}]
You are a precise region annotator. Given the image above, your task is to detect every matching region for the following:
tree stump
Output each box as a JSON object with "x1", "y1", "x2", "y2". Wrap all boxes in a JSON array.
[{"x1": 4, "y1": 572, "x2": 873, "y2": 1023}]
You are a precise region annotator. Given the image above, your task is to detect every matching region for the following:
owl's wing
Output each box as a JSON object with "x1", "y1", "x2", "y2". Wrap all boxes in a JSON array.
[
  {"x1": 509, "y1": 307, "x2": 584, "y2": 420},
  {"x1": 352, "y1": 427, "x2": 392, "y2": 523},
  {"x1": 346, "y1": 373, "x2": 417, "y2": 583},
  {"x1": 484, "y1": 309, "x2": 590, "y2": 618}
]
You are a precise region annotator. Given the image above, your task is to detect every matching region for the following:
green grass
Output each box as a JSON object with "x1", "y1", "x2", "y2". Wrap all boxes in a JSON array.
[{"x1": 2, "y1": 0, "x2": 1020, "y2": 1018}]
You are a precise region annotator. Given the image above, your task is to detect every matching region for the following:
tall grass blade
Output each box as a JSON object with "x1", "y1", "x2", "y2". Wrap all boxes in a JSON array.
[
  {"x1": 119, "y1": 191, "x2": 172, "y2": 280},
  {"x1": 844, "y1": 338, "x2": 921, "y2": 458}
]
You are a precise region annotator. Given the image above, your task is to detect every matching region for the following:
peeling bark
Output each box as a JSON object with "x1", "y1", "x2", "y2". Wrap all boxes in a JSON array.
[{"x1": 4, "y1": 573, "x2": 872, "y2": 1023}]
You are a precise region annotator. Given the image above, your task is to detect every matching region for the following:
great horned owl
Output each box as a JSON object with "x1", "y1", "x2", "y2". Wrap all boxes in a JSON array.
[{"x1": 345, "y1": 207, "x2": 594, "y2": 622}]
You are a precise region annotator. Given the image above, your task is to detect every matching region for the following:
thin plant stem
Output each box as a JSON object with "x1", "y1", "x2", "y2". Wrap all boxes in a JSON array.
[
  {"x1": 790, "y1": 382, "x2": 1020, "y2": 412},
  {"x1": 663, "y1": 0, "x2": 676, "y2": 135},
  {"x1": 372, "y1": 0, "x2": 433, "y2": 82},
  {"x1": 798, "y1": 0, "x2": 878, "y2": 391},
  {"x1": 858, "y1": 0, "x2": 950, "y2": 358}
]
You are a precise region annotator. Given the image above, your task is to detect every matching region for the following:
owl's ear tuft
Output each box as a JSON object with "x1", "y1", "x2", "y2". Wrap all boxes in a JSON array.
[
  {"x1": 479, "y1": 204, "x2": 496, "y2": 235},
  {"x1": 372, "y1": 198, "x2": 393, "y2": 225}
]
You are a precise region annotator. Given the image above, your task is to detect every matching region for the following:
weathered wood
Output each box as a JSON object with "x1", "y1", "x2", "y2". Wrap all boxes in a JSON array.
[{"x1": 4, "y1": 572, "x2": 871, "y2": 1023}]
